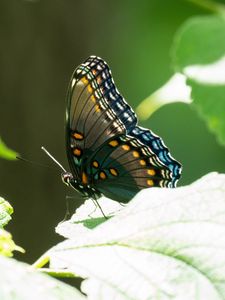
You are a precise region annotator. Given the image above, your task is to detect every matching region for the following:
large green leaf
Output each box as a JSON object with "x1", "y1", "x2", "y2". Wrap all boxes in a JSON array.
[
  {"x1": 189, "y1": 79, "x2": 225, "y2": 145},
  {"x1": 172, "y1": 15, "x2": 225, "y2": 70},
  {"x1": 47, "y1": 173, "x2": 225, "y2": 300},
  {"x1": 0, "y1": 255, "x2": 85, "y2": 300},
  {"x1": 0, "y1": 137, "x2": 18, "y2": 160},
  {"x1": 172, "y1": 15, "x2": 225, "y2": 145}
]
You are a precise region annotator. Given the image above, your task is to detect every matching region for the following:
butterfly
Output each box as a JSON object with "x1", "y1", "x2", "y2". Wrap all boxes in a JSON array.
[{"x1": 62, "y1": 56, "x2": 181, "y2": 203}]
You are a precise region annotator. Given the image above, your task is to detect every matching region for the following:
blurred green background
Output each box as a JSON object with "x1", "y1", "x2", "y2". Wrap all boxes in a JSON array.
[{"x1": 0, "y1": 0, "x2": 224, "y2": 263}]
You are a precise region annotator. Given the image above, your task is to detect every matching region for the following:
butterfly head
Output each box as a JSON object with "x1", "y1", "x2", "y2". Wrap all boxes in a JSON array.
[
  {"x1": 61, "y1": 172, "x2": 74, "y2": 187},
  {"x1": 61, "y1": 171, "x2": 83, "y2": 194},
  {"x1": 61, "y1": 171, "x2": 99, "y2": 199}
]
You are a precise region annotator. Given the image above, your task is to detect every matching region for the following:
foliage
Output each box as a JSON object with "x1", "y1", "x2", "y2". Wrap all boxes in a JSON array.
[
  {"x1": 137, "y1": 15, "x2": 225, "y2": 146},
  {"x1": 0, "y1": 196, "x2": 13, "y2": 228},
  {"x1": 1, "y1": 1, "x2": 225, "y2": 299},
  {"x1": 0, "y1": 197, "x2": 24, "y2": 257},
  {"x1": 0, "y1": 256, "x2": 85, "y2": 300},
  {"x1": 172, "y1": 15, "x2": 225, "y2": 146},
  {"x1": 0, "y1": 138, "x2": 18, "y2": 160},
  {"x1": 45, "y1": 173, "x2": 225, "y2": 300}
]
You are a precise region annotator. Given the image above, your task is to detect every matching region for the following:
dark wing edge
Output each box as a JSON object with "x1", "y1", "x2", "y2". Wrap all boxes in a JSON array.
[{"x1": 130, "y1": 126, "x2": 182, "y2": 186}]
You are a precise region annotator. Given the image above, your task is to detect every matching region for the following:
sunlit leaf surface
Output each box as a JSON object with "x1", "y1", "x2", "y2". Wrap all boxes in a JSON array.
[
  {"x1": 0, "y1": 256, "x2": 86, "y2": 300},
  {"x1": 50, "y1": 173, "x2": 225, "y2": 300}
]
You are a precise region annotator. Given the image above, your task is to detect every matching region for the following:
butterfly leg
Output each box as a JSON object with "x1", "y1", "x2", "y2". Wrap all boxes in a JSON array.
[{"x1": 89, "y1": 199, "x2": 108, "y2": 219}]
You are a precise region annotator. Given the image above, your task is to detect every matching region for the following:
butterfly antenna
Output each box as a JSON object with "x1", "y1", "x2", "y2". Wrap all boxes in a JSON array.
[
  {"x1": 16, "y1": 156, "x2": 57, "y2": 170},
  {"x1": 41, "y1": 146, "x2": 67, "y2": 173}
]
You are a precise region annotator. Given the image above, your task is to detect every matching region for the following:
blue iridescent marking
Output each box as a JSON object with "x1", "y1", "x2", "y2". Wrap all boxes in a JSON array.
[{"x1": 130, "y1": 126, "x2": 181, "y2": 182}]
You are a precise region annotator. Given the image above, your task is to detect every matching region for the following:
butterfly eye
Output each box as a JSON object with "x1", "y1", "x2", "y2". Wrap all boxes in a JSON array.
[{"x1": 61, "y1": 172, "x2": 73, "y2": 186}]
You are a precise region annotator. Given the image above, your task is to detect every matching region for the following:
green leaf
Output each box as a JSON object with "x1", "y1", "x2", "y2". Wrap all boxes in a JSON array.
[
  {"x1": 0, "y1": 197, "x2": 24, "y2": 256},
  {"x1": 172, "y1": 15, "x2": 225, "y2": 70},
  {"x1": 0, "y1": 229, "x2": 24, "y2": 257},
  {"x1": 0, "y1": 137, "x2": 18, "y2": 160},
  {"x1": 189, "y1": 79, "x2": 225, "y2": 145},
  {"x1": 55, "y1": 198, "x2": 121, "y2": 238},
  {"x1": 0, "y1": 255, "x2": 86, "y2": 300},
  {"x1": 0, "y1": 196, "x2": 13, "y2": 228},
  {"x1": 186, "y1": 0, "x2": 225, "y2": 15},
  {"x1": 172, "y1": 15, "x2": 225, "y2": 146},
  {"x1": 136, "y1": 73, "x2": 192, "y2": 120},
  {"x1": 49, "y1": 173, "x2": 225, "y2": 300}
]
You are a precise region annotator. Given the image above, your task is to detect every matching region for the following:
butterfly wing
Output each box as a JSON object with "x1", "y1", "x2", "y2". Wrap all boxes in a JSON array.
[
  {"x1": 79, "y1": 57, "x2": 181, "y2": 183},
  {"x1": 129, "y1": 126, "x2": 181, "y2": 186},
  {"x1": 66, "y1": 56, "x2": 127, "y2": 180},
  {"x1": 66, "y1": 55, "x2": 181, "y2": 199},
  {"x1": 85, "y1": 135, "x2": 172, "y2": 203},
  {"x1": 80, "y1": 56, "x2": 137, "y2": 129}
]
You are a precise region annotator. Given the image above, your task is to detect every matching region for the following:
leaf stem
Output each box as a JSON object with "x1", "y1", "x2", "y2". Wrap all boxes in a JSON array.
[
  {"x1": 38, "y1": 268, "x2": 78, "y2": 278},
  {"x1": 32, "y1": 253, "x2": 78, "y2": 278},
  {"x1": 32, "y1": 252, "x2": 50, "y2": 268},
  {"x1": 187, "y1": 0, "x2": 225, "y2": 15}
]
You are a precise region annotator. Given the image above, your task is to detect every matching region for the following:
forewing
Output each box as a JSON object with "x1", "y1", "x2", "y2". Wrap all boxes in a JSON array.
[
  {"x1": 66, "y1": 57, "x2": 126, "y2": 178},
  {"x1": 79, "y1": 56, "x2": 138, "y2": 129}
]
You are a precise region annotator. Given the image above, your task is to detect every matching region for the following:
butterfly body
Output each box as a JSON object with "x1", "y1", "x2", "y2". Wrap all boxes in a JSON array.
[
  {"x1": 63, "y1": 56, "x2": 181, "y2": 203},
  {"x1": 62, "y1": 171, "x2": 101, "y2": 200}
]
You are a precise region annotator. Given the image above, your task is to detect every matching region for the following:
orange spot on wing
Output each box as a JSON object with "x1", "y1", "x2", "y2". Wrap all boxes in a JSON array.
[
  {"x1": 81, "y1": 77, "x2": 88, "y2": 84},
  {"x1": 97, "y1": 76, "x2": 102, "y2": 84},
  {"x1": 139, "y1": 160, "x2": 146, "y2": 166},
  {"x1": 109, "y1": 140, "x2": 119, "y2": 147},
  {"x1": 147, "y1": 169, "x2": 156, "y2": 176},
  {"x1": 95, "y1": 104, "x2": 101, "y2": 112},
  {"x1": 73, "y1": 132, "x2": 84, "y2": 140},
  {"x1": 82, "y1": 172, "x2": 88, "y2": 185},
  {"x1": 133, "y1": 151, "x2": 139, "y2": 158},
  {"x1": 73, "y1": 148, "x2": 82, "y2": 156},
  {"x1": 87, "y1": 84, "x2": 93, "y2": 93},
  {"x1": 91, "y1": 95, "x2": 96, "y2": 103},
  {"x1": 110, "y1": 168, "x2": 118, "y2": 176},
  {"x1": 100, "y1": 171, "x2": 107, "y2": 180},
  {"x1": 147, "y1": 179, "x2": 154, "y2": 186},
  {"x1": 122, "y1": 144, "x2": 130, "y2": 151},
  {"x1": 93, "y1": 161, "x2": 99, "y2": 168}
]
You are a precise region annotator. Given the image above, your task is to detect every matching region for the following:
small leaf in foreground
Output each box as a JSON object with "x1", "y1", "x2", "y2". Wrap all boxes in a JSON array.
[
  {"x1": 0, "y1": 196, "x2": 13, "y2": 228},
  {"x1": 0, "y1": 229, "x2": 24, "y2": 257},
  {"x1": 0, "y1": 137, "x2": 18, "y2": 160},
  {"x1": 0, "y1": 255, "x2": 85, "y2": 300},
  {"x1": 49, "y1": 173, "x2": 225, "y2": 300},
  {"x1": 0, "y1": 197, "x2": 24, "y2": 256},
  {"x1": 172, "y1": 15, "x2": 225, "y2": 71}
]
